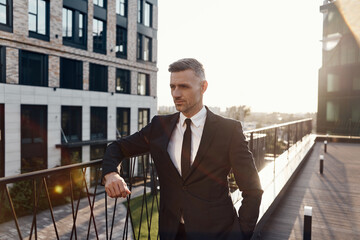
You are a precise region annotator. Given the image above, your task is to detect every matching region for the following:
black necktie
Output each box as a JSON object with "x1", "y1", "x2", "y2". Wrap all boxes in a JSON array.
[{"x1": 181, "y1": 118, "x2": 192, "y2": 178}]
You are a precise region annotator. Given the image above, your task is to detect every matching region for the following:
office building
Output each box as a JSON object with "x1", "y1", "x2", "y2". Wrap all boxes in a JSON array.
[{"x1": 317, "y1": 0, "x2": 360, "y2": 136}]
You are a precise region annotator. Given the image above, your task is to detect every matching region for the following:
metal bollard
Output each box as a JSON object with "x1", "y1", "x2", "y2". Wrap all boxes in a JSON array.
[
  {"x1": 324, "y1": 140, "x2": 327, "y2": 153},
  {"x1": 319, "y1": 155, "x2": 324, "y2": 174},
  {"x1": 303, "y1": 206, "x2": 312, "y2": 240}
]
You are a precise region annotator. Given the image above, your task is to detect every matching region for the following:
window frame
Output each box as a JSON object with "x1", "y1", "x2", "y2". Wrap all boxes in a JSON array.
[
  {"x1": 137, "y1": 72, "x2": 149, "y2": 96},
  {"x1": 0, "y1": 46, "x2": 5, "y2": 83},
  {"x1": 93, "y1": 18, "x2": 107, "y2": 54},
  {"x1": 116, "y1": 107, "x2": 130, "y2": 138},
  {"x1": 116, "y1": 0, "x2": 127, "y2": 17},
  {"x1": 62, "y1": 7, "x2": 87, "y2": 49},
  {"x1": 137, "y1": 0, "x2": 143, "y2": 24},
  {"x1": 89, "y1": 63, "x2": 108, "y2": 92},
  {"x1": 21, "y1": 105, "x2": 48, "y2": 173},
  {"x1": 115, "y1": 68, "x2": 130, "y2": 94},
  {"x1": 137, "y1": 33, "x2": 152, "y2": 62},
  {"x1": 90, "y1": 107, "x2": 107, "y2": 140},
  {"x1": 60, "y1": 57, "x2": 83, "y2": 90},
  {"x1": 28, "y1": 0, "x2": 50, "y2": 41},
  {"x1": 19, "y1": 50, "x2": 48, "y2": 87},
  {"x1": 116, "y1": 25, "x2": 127, "y2": 59},
  {"x1": 144, "y1": 1, "x2": 152, "y2": 27},
  {"x1": 93, "y1": 0, "x2": 106, "y2": 8},
  {"x1": 61, "y1": 106, "x2": 82, "y2": 143},
  {"x1": 0, "y1": 0, "x2": 13, "y2": 32}
]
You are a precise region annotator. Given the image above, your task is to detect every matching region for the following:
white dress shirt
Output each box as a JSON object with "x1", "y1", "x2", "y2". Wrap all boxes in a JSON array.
[{"x1": 167, "y1": 106, "x2": 207, "y2": 176}]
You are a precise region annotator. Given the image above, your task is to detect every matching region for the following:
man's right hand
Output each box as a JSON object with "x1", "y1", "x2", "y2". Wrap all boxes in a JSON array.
[{"x1": 104, "y1": 172, "x2": 131, "y2": 198}]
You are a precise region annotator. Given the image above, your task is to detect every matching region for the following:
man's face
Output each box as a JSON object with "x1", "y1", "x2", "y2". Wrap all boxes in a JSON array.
[{"x1": 170, "y1": 69, "x2": 207, "y2": 118}]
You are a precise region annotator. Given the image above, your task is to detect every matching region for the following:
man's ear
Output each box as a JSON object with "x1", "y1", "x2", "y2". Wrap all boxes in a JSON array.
[{"x1": 201, "y1": 80, "x2": 208, "y2": 94}]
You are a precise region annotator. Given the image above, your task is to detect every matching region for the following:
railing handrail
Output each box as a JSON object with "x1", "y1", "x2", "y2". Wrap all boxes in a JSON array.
[
  {"x1": 0, "y1": 159, "x2": 103, "y2": 185},
  {"x1": 244, "y1": 118, "x2": 312, "y2": 134}
]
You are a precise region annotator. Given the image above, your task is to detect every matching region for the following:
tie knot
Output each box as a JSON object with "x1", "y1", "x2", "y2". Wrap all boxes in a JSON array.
[{"x1": 185, "y1": 118, "x2": 192, "y2": 127}]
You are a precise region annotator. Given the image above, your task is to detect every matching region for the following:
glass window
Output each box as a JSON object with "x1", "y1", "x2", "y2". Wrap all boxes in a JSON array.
[
  {"x1": 340, "y1": 37, "x2": 357, "y2": 65},
  {"x1": 117, "y1": 108, "x2": 130, "y2": 138},
  {"x1": 116, "y1": 0, "x2": 127, "y2": 17},
  {"x1": 137, "y1": 72, "x2": 149, "y2": 96},
  {"x1": 143, "y1": 36, "x2": 151, "y2": 61},
  {"x1": 91, "y1": 107, "x2": 107, "y2": 140},
  {"x1": 138, "y1": 108, "x2": 149, "y2": 130},
  {"x1": 116, "y1": 68, "x2": 130, "y2": 94},
  {"x1": 353, "y1": 76, "x2": 360, "y2": 90},
  {"x1": 0, "y1": 45, "x2": 5, "y2": 83},
  {"x1": 137, "y1": 0, "x2": 142, "y2": 23},
  {"x1": 93, "y1": 0, "x2": 105, "y2": 8},
  {"x1": 19, "y1": 50, "x2": 48, "y2": 87},
  {"x1": 62, "y1": 8, "x2": 73, "y2": 40},
  {"x1": 137, "y1": 33, "x2": 142, "y2": 60},
  {"x1": 0, "y1": 0, "x2": 12, "y2": 32},
  {"x1": 0, "y1": 0, "x2": 8, "y2": 25},
  {"x1": 144, "y1": 2, "x2": 152, "y2": 27},
  {"x1": 93, "y1": 18, "x2": 106, "y2": 54},
  {"x1": 61, "y1": 106, "x2": 82, "y2": 143},
  {"x1": 21, "y1": 105, "x2": 47, "y2": 173},
  {"x1": 137, "y1": 34, "x2": 151, "y2": 61},
  {"x1": 327, "y1": 73, "x2": 340, "y2": 92},
  {"x1": 63, "y1": 7, "x2": 87, "y2": 49},
  {"x1": 60, "y1": 57, "x2": 83, "y2": 90},
  {"x1": 28, "y1": 0, "x2": 49, "y2": 40},
  {"x1": 0, "y1": 104, "x2": 4, "y2": 177},
  {"x1": 326, "y1": 101, "x2": 339, "y2": 122},
  {"x1": 89, "y1": 63, "x2": 108, "y2": 92},
  {"x1": 116, "y1": 26, "x2": 127, "y2": 59},
  {"x1": 61, "y1": 147, "x2": 82, "y2": 165}
]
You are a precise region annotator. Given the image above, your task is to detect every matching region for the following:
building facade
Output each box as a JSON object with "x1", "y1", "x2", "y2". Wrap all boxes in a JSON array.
[
  {"x1": 317, "y1": 0, "x2": 360, "y2": 136},
  {"x1": 0, "y1": 0, "x2": 158, "y2": 177}
]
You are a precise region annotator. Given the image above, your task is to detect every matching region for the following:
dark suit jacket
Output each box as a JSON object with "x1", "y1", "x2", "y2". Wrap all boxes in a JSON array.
[{"x1": 102, "y1": 108, "x2": 263, "y2": 240}]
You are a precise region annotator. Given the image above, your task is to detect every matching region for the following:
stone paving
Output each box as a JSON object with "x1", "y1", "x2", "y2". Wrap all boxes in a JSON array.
[{"x1": 0, "y1": 186, "x2": 149, "y2": 240}]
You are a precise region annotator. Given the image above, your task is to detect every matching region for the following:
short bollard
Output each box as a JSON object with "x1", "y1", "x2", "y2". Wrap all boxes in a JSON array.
[
  {"x1": 324, "y1": 140, "x2": 327, "y2": 153},
  {"x1": 303, "y1": 206, "x2": 312, "y2": 240},
  {"x1": 319, "y1": 155, "x2": 324, "y2": 174}
]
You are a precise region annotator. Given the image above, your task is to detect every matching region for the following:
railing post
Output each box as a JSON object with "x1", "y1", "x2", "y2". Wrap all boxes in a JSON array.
[
  {"x1": 324, "y1": 140, "x2": 327, "y2": 153},
  {"x1": 320, "y1": 155, "x2": 324, "y2": 174},
  {"x1": 273, "y1": 127, "x2": 277, "y2": 176},
  {"x1": 303, "y1": 206, "x2": 312, "y2": 240},
  {"x1": 287, "y1": 125, "x2": 290, "y2": 151}
]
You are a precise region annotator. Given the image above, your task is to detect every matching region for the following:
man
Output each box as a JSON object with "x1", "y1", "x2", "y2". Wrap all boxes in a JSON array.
[{"x1": 102, "y1": 58, "x2": 263, "y2": 240}]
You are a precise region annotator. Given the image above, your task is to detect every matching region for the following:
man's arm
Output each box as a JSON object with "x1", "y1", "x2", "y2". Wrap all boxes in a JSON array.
[
  {"x1": 102, "y1": 119, "x2": 153, "y2": 198},
  {"x1": 229, "y1": 122, "x2": 263, "y2": 239}
]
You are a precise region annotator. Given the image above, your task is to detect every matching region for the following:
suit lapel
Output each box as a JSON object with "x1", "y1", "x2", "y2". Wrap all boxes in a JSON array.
[
  {"x1": 183, "y1": 108, "x2": 219, "y2": 181},
  {"x1": 158, "y1": 112, "x2": 183, "y2": 180}
]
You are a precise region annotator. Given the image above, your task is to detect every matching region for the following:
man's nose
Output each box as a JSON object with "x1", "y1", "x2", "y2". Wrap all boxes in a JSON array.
[{"x1": 172, "y1": 88, "x2": 181, "y2": 98}]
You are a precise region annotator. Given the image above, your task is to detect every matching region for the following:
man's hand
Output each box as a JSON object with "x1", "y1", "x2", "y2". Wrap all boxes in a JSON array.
[{"x1": 104, "y1": 172, "x2": 131, "y2": 198}]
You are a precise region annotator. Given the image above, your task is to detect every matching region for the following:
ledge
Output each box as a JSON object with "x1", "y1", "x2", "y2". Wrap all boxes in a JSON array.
[{"x1": 55, "y1": 139, "x2": 116, "y2": 148}]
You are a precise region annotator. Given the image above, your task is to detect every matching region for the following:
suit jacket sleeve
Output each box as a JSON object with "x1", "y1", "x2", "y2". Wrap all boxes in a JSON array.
[
  {"x1": 101, "y1": 116, "x2": 154, "y2": 181},
  {"x1": 229, "y1": 121, "x2": 263, "y2": 239}
]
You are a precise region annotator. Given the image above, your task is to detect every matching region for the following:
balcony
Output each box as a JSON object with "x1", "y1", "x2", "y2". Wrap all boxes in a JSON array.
[{"x1": 1, "y1": 118, "x2": 358, "y2": 239}]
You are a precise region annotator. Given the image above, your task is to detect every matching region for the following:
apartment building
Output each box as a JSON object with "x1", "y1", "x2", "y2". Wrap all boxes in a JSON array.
[{"x1": 0, "y1": 0, "x2": 158, "y2": 177}]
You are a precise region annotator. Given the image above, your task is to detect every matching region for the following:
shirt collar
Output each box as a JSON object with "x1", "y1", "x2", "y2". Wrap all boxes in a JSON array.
[{"x1": 179, "y1": 106, "x2": 207, "y2": 128}]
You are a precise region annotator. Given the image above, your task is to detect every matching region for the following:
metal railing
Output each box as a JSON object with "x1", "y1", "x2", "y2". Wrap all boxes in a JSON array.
[
  {"x1": 228, "y1": 118, "x2": 313, "y2": 191},
  {"x1": 0, "y1": 156, "x2": 159, "y2": 240},
  {"x1": 245, "y1": 118, "x2": 312, "y2": 171},
  {"x1": 0, "y1": 118, "x2": 313, "y2": 239}
]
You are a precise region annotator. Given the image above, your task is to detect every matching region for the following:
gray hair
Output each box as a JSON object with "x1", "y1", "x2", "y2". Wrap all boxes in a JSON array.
[{"x1": 168, "y1": 58, "x2": 206, "y2": 80}]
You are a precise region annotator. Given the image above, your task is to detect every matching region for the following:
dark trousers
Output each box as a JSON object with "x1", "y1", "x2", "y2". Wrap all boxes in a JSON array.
[{"x1": 175, "y1": 223, "x2": 186, "y2": 240}]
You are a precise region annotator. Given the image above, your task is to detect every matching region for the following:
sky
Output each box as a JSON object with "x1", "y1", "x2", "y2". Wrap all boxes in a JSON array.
[{"x1": 156, "y1": 0, "x2": 323, "y2": 113}]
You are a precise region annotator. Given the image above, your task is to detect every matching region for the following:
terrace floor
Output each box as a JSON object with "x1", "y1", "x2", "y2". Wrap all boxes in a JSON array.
[{"x1": 257, "y1": 142, "x2": 360, "y2": 239}]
